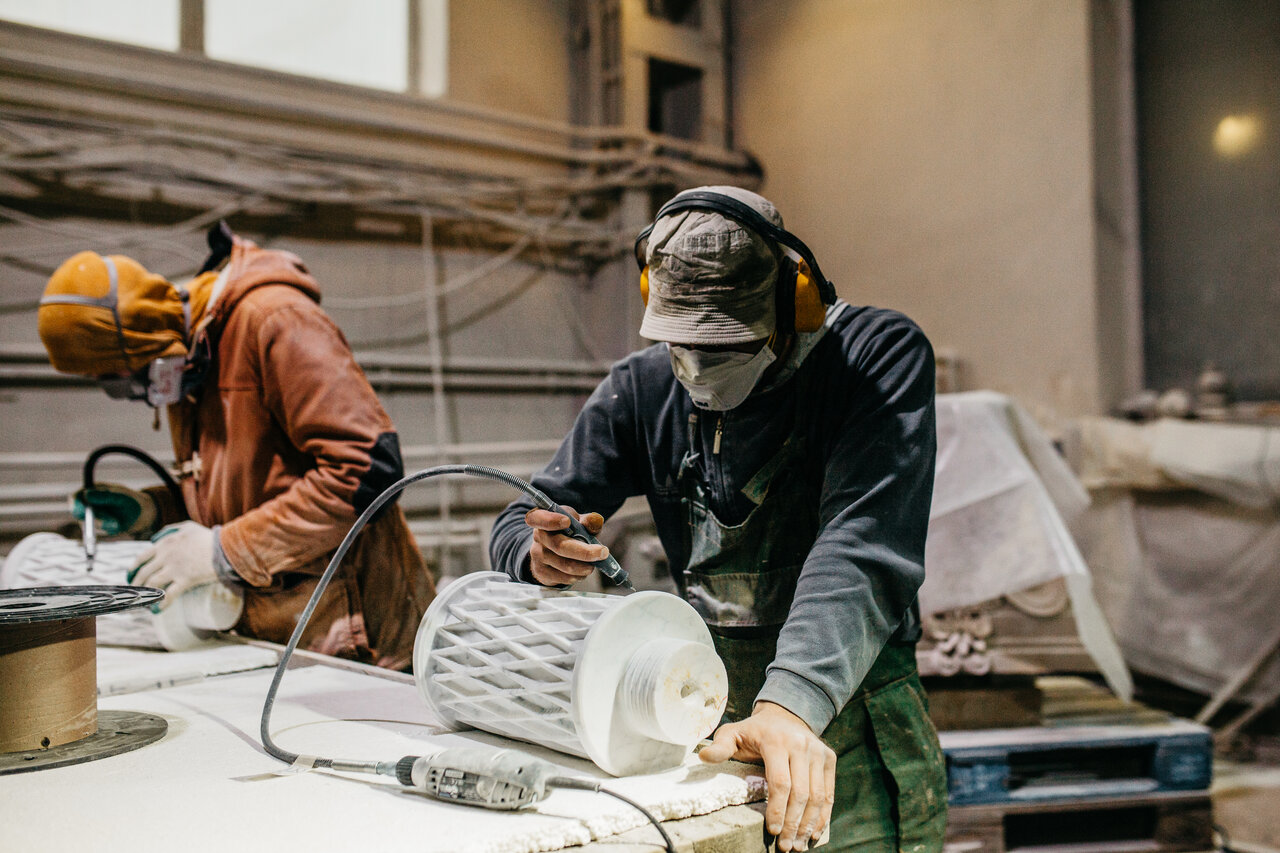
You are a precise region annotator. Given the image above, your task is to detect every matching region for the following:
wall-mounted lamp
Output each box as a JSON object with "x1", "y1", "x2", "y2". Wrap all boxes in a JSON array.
[{"x1": 1212, "y1": 113, "x2": 1262, "y2": 158}]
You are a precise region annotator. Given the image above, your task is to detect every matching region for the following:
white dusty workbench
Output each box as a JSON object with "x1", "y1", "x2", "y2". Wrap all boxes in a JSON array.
[{"x1": 2, "y1": 642, "x2": 767, "y2": 853}]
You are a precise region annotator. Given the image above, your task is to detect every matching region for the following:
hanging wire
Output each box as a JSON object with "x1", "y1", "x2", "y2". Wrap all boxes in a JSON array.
[{"x1": 325, "y1": 210, "x2": 550, "y2": 309}]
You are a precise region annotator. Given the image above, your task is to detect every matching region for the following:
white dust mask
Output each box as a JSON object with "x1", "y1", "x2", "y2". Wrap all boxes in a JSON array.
[{"x1": 668, "y1": 342, "x2": 776, "y2": 411}]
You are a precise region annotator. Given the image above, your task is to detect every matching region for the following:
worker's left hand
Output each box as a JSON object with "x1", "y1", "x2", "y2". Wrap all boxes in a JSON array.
[
  {"x1": 698, "y1": 701, "x2": 836, "y2": 852},
  {"x1": 127, "y1": 521, "x2": 217, "y2": 609}
]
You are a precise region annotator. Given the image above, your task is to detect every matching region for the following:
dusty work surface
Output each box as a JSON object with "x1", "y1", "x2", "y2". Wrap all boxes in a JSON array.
[
  {"x1": 577, "y1": 802, "x2": 768, "y2": 852},
  {"x1": 1, "y1": 650, "x2": 766, "y2": 853}
]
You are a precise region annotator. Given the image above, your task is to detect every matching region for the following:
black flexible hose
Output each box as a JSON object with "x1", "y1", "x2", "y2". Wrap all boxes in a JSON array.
[
  {"x1": 83, "y1": 444, "x2": 185, "y2": 510},
  {"x1": 551, "y1": 776, "x2": 678, "y2": 853},
  {"x1": 259, "y1": 464, "x2": 559, "y2": 769}
]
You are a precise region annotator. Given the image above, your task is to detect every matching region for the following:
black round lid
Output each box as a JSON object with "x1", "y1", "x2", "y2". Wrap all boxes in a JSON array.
[{"x1": 0, "y1": 585, "x2": 163, "y2": 624}]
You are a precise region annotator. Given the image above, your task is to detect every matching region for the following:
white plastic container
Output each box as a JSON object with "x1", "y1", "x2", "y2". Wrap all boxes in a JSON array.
[
  {"x1": 0, "y1": 532, "x2": 242, "y2": 651},
  {"x1": 414, "y1": 572, "x2": 728, "y2": 776}
]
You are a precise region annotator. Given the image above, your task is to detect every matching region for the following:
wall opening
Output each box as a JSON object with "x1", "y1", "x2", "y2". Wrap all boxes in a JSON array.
[
  {"x1": 647, "y1": 0, "x2": 701, "y2": 27},
  {"x1": 0, "y1": 0, "x2": 179, "y2": 50},
  {"x1": 647, "y1": 58, "x2": 702, "y2": 140}
]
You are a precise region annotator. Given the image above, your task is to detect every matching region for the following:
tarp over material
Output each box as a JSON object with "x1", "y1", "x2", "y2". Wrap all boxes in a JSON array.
[
  {"x1": 924, "y1": 391, "x2": 1131, "y2": 700},
  {"x1": 1071, "y1": 416, "x2": 1280, "y2": 704}
]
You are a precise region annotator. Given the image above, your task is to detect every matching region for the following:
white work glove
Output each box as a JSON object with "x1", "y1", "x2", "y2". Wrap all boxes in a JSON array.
[{"x1": 128, "y1": 521, "x2": 217, "y2": 610}]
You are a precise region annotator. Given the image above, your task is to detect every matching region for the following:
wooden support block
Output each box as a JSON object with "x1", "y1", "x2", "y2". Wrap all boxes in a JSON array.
[{"x1": 923, "y1": 675, "x2": 1044, "y2": 731}]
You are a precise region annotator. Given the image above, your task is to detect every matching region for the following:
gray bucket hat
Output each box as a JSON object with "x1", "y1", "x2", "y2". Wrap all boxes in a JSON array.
[{"x1": 638, "y1": 185, "x2": 781, "y2": 344}]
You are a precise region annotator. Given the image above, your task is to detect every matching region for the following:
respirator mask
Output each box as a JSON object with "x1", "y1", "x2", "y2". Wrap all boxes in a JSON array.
[
  {"x1": 98, "y1": 356, "x2": 186, "y2": 407},
  {"x1": 668, "y1": 341, "x2": 776, "y2": 411}
]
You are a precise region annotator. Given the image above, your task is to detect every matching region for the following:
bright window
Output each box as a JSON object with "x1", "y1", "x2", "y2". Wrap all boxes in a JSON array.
[
  {"x1": 0, "y1": 0, "x2": 179, "y2": 50},
  {"x1": 205, "y1": 0, "x2": 410, "y2": 92}
]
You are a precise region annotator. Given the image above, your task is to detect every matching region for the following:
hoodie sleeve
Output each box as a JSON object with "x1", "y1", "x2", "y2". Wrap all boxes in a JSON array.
[
  {"x1": 490, "y1": 363, "x2": 643, "y2": 582},
  {"x1": 216, "y1": 299, "x2": 403, "y2": 584},
  {"x1": 755, "y1": 313, "x2": 936, "y2": 733}
]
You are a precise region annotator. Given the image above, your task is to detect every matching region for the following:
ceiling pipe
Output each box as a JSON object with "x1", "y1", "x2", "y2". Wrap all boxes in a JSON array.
[
  {"x1": 0, "y1": 345, "x2": 612, "y2": 375},
  {"x1": 0, "y1": 364, "x2": 605, "y2": 395},
  {"x1": 0, "y1": 440, "x2": 561, "y2": 473}
]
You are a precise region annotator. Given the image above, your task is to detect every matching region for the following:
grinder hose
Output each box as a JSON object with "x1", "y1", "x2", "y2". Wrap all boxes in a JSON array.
[
  {"x1": 83, "y1": 443, "x2": 185, "y2": 509},
  {"x1": 260, "y1": 464, "x2": 568, "y2": 769}
]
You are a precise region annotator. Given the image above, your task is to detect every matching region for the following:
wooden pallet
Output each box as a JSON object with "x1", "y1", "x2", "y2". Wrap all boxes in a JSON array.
[
  {"x1": 940, "y1": 719, "x2": 1214, "y2": 806},
  {"x1": 944, "y1": 789, "x2": 1214, "y2": 853},
  {"x1": 1036, "y1": 676, "x2": 1173, "y2": 728}
]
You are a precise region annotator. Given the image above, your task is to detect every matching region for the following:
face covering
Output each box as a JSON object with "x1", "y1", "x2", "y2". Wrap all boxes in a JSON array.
[
  {"x1": 669, "y1": 343, "x2": 777, "y2": 411},
  {"x1": 91, "y1": 256, "x2": 206, "y2": 409},
  {"x1": 97, "y1": 356, "x2": 187, "y2": 407}
]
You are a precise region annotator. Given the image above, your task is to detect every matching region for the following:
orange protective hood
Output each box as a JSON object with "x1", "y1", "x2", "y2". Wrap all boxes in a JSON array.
[
  {"x1": 37, "y1": 237, "x2": 318, "y2": 377},
  {"x1": 39, "y1": 251, "x2": 194, "y2": 376}
]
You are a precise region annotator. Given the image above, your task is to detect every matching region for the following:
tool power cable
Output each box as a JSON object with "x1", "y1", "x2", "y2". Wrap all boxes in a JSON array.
[{"x1": 257, "y1": 465, "x2": 673, "y2": 853}]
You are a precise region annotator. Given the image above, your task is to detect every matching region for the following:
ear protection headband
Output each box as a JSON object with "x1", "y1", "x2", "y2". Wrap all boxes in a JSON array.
[{"x1": 633, "y1": 190, "x2": 837, "y2": 334}]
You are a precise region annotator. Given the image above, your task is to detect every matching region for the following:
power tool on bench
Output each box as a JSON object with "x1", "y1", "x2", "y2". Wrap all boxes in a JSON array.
[{"x1": 387, "y1": 746, "x2": 593, "y2": 809}]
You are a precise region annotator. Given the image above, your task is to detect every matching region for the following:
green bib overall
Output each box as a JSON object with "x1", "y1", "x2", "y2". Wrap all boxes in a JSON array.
[{"x1": 677, "y1": 375, "x2": 947, "y2": 852}]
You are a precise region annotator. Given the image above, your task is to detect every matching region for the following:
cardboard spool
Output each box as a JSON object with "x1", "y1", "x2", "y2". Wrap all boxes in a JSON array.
[{"x1": 0, "y1": 586, "x2": 168, "y2": 774}]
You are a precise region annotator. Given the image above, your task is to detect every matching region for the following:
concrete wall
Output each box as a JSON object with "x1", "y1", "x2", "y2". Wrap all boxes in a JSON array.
[
  {"x1": 733, "y1": 0, "x2": 1110, "y2": 420},
  {"x1": 0, "y1": 216, "x2": 618, "y2": 508},
  {"x1": 447, "y1": 0, "x2": 573, "y2": 121},
  {"x1": 1090, "y1": 0, "x2": 1143, "y2": 410}
]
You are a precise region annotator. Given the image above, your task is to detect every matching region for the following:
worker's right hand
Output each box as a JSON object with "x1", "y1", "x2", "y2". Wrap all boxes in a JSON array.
[
  {"x1": 71, "y1": 483, "x2": 158, "y2": 538},
  {"x1": 523, "y1": 506, "x2": 608, "y2": 586}
]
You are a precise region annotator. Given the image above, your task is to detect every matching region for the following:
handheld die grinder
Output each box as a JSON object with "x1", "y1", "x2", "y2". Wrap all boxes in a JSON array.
[
  {"x1": 392, "y1": 746, "x2": 592, "y2": 809},
  {"x1": 547, "y1": 504, "x2": 632, "y2": 590},
  {"x1": 359, "y1": 746, "x2": 672, "y2": 849}
]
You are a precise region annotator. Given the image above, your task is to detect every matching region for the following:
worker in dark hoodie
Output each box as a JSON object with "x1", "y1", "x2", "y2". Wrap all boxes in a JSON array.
[{"x1": 37, "y1": 224, "x2": 434, "y2": 669}]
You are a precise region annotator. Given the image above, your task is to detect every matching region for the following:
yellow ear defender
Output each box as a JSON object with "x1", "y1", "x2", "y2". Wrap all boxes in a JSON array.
[
  {"x1": 634, "y1": 190, "x2": 836, "y2": 335},
  {"x1": 792, "y1": 259, "x2": 826, "y2": 333}
]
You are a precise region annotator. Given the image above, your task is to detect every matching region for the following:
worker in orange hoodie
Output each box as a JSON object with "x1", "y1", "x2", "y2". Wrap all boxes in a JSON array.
[{"x1": 37, "y1": 224, "x2": 434, "y2": 669}]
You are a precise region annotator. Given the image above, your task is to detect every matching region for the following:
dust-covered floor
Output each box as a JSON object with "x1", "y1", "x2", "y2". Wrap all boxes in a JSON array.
[{"x1": 1213, "y1": 761, "x2": 1280, "y2": 851}]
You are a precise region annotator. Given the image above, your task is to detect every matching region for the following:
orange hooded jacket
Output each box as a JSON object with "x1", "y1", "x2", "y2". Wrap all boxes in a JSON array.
[
  {"x1": 173, "y1": 237, "x2": 434, "y2": 668},
  {"x1": 42, "y1": 237, "x2": 434, "y2": 668}
]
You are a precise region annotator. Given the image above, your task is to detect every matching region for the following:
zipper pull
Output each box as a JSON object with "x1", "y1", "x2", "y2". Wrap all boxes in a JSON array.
[{"x1": 713, "y1": 417, "x2": 723, "y2": 454}]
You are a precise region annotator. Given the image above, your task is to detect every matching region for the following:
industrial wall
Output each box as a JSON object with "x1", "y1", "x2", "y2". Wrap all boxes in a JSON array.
[
  {"x1": 0, "y1": 1, "x2": 1141, "y2": 576},
  {"x1": 448, "y1": 0, "x2": 574, "y2": 120},
  {"x1": 0, "y1": 224, "x2": 621, "y2": 567},
  {"x1": 0, "y1": 3, "x2": 641, "y2": 575},
  {"x1": 732, "y1": 0, "x2": 1137, "y2": 422}
]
